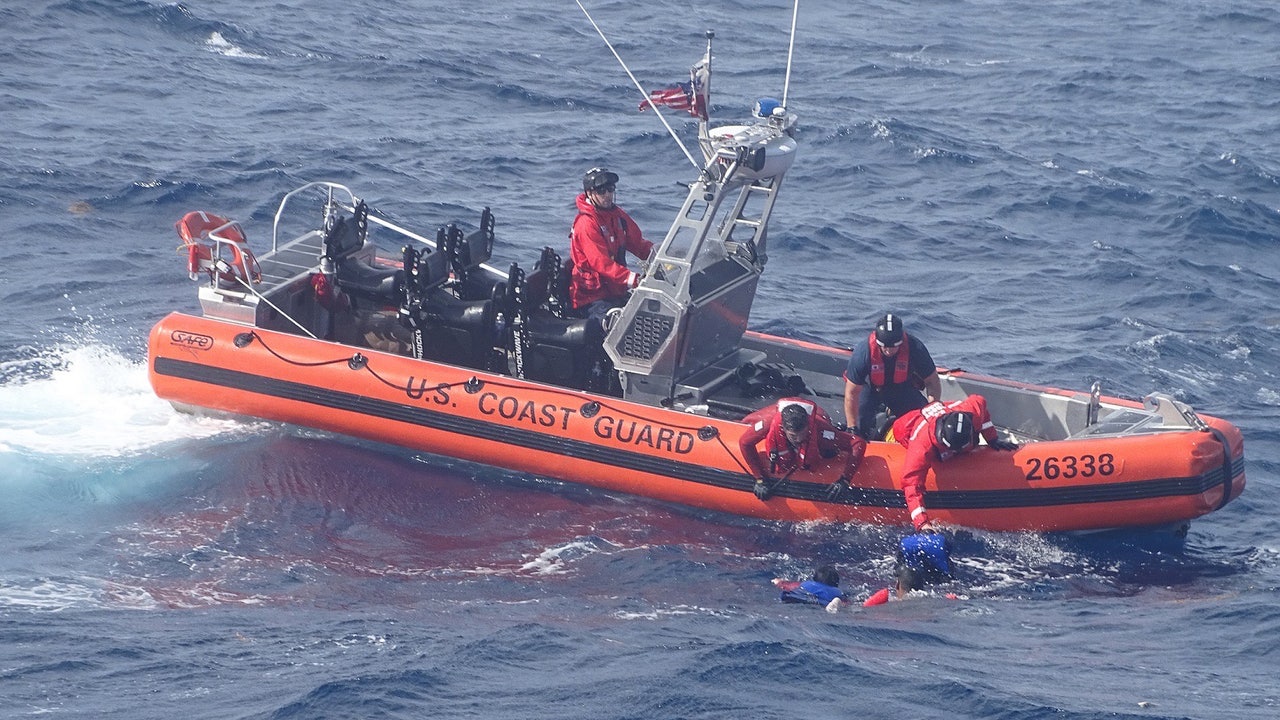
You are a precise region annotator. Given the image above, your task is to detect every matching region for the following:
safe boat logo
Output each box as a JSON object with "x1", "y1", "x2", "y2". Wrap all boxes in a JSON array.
[{"x1": 169, "y1": 330, "x2": 214, "y2": 351}]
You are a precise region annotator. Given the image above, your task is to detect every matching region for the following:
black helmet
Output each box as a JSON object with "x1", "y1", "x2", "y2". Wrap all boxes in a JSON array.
[
  {"x1": 875, "y1": 313, "x2": 905, "y2": 346},
  {"x1": 583, "y1": 166, "x2": 619, "y2": 192},
  {"x1": 780, "y1": 403, "x2": 809, "y2": 432},
  {"x1": 935, "y1": 411, "x2": 976, "y2": 451}
]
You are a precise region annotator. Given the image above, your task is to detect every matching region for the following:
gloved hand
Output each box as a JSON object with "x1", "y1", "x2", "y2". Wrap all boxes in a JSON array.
[
  {"x1": 990, "y1": 439, "x2": 1019, "y2": 451},
  {"x1": 825, "y1": 475, "x2": 850, "y2": 501},
  {"x1": 753, "y1": 479, "x2": 773, "y2": 501}
]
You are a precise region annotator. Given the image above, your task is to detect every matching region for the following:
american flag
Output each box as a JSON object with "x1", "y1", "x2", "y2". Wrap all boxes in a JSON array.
[
  {"x1": 641, "y1": 82, "x2": 694, "y2": 113},
  {"x1": 639, "y1": 51, "x2": 710, "y2": 121}
]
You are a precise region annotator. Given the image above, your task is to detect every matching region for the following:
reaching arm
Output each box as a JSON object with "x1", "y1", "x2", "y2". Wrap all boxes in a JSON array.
[
  {"x1": 963, "y1": 394, "x2": 1000, "y2": 445},
  {"x1": 921, "y1": 371, "x2": 942, "y2": 404},
  {"x1": 621, "y1": 213, "x2": 655, "y2": 264},
  {"x1": 900, "y1": 443, "x2": 933, "y2": 530},
  {"x1": 842, "y1": 378, "x2": 862, "y2": 430},
  {"x1": 842, "y1": 433, "x2": 867, "y2": 477},
  {"x1": 738, "y1": 421, "x2": 770, "y2": 480}
]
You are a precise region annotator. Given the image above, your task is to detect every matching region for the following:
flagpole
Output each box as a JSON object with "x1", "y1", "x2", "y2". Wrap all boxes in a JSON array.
[
  {"x1": 781, "y1": 0, "x2": 799, "y2": 108},
  {"x1": 574, "y1": 0, "x2": 701, "y2": 170},
  {"x1": 697, "y1": 31, "x2": 714, "y2": 163},
  {"x1": 702, "y1": 30, "x2": 713, "y2": 126}
]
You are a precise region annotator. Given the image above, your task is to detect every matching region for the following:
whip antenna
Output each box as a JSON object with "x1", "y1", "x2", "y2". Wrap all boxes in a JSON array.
[
  {"x1": 781, "y1": 0, "x2": 799, "y2": 108},
  {"x1": 574, "y1": 0, "x2": 701, "y2": 170}
]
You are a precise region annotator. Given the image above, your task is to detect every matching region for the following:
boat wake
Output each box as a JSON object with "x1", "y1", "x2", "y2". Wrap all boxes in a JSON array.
[{"x1": 0, "y1": 344, "x2": 253, "y2": 459}]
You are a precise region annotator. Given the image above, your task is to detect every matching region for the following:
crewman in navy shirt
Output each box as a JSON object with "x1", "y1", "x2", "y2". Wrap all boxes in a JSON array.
[{"x1": 843, "y1": 313, "x2": 941, "y2": 439}]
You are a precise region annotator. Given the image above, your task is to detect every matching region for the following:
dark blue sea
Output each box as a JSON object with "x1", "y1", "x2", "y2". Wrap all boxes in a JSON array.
[{"x1": 3, "y1": 1, "x2": 1279, "y2": 717}]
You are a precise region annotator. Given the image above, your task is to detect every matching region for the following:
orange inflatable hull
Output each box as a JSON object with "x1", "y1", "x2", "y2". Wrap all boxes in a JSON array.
[{"x1": 149, "y1": 313, "x2": 1245, "y2": 533}]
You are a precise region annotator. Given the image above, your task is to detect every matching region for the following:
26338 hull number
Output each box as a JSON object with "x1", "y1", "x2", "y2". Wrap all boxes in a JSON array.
[{"x1": 1024, "y1": 453, "x2": 1116, "y2": 481}]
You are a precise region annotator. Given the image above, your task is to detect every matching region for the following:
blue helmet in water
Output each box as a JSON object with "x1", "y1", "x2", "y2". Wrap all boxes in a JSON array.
[{"x1": 897, "y1": 533, "x2": 953, "y2": 590}]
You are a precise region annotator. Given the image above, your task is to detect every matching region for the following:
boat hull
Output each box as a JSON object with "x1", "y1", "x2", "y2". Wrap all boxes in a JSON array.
[{"x1": 148, "y1": 313, "x2": 1245, "y2": 533}]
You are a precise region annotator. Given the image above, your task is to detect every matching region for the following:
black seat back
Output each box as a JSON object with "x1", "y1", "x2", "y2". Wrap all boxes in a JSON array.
[
  {"x1": 523, "y1": 313, "x2": 604, "y2": 386},
  {"x1": 410, "y1": 290, "x2": 495, "y2": 369},
  {"x1": 325, "y1": 204, "x2": 403, "y2": 305},
  {"x1": 527, "y1": 246, "x2": 574, "y2": 318},
  {"x1": 335, "y1": 257, "x2": 401, "y2": 303}
]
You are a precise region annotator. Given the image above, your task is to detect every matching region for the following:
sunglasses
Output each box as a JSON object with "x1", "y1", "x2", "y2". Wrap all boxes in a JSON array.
[
  {"x1": 876, "y1": 340, "x2": 903, "y2": 349},
  {"x1": 593, "y1": 184, "x2": 616, "y2": 193}
]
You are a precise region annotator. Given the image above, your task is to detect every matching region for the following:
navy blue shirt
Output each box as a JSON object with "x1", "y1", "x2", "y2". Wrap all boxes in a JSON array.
[{"x1": 844, "y1": 334, "x2": 937, "y2": 432}]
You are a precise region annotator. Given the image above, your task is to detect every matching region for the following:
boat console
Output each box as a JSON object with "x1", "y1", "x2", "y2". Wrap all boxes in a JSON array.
[{"x1": 604, "y1": 105, "x2": 798, "y2": 408}]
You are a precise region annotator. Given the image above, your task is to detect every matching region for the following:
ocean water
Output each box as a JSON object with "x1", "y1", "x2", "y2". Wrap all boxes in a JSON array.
[{"x1": 2, "y1": 1, "x2": 1279, "y2": 718}]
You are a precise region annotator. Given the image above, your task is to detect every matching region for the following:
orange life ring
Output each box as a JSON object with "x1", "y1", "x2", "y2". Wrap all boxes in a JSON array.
[{"x1": 175, "y1": 210, "x2": 261, "y2": 286}]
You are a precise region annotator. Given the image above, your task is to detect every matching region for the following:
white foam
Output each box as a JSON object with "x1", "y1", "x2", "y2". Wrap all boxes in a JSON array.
[
  {"x1": 954, "y1": 531, "x2": 1097, "y2": 594},
  {"x1": 0, "y1": 578, "x2": 102, "y2": 612},
  {"x1": 205, "y1": 32, "x2": 267, "y2": 60},
  {"x1": 1257, "y1": 387, "x2": 1280, "y2": 406},
  {"x1": 520, "y1": 537, "x2": 619, "y2": 575},
  {"x1": 0, "y1": 345, "x2": 250, "y2": 458},
  {"x1": 614, "y1": 604, "x2": 729, "y2": 620}
]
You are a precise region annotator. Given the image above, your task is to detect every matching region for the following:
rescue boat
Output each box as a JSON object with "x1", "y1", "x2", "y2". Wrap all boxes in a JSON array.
[{"x1": 147, "y1": 45, "x2": 1244, "y2": 535}]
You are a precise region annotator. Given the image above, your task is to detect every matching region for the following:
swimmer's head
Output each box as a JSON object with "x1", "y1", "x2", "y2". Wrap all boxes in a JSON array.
[
  {"x1": 813, "y1": 564, "x2": 839, "y2": 587},
  {"x1": 896, "y1": 533, "x2": 953, "y2": 592}
]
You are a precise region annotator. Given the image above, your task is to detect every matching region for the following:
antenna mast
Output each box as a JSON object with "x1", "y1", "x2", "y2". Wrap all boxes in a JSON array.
[
  {"x1": 575, "y1": 0, "x2": 701, "y2": 170},
  {"x1": 781, "y1": 0, "x2": 799, "y2": 108}
]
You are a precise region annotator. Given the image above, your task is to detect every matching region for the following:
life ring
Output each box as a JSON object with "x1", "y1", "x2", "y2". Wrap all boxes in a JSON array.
[{"x1": 175, "y1": 210, "x2": 261, "y2": 286}]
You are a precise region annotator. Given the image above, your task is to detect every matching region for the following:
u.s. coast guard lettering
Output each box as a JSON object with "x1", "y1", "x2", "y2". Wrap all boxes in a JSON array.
[
  {"x1": 405, "y1": 377, "x2": 450, "y2": 405},
  {"x1": 477, "y1": 391, "x2": 577, "y2": 430},
  {"x1": 592, "y1": 415, "x2": 695, "y2": 454},
  {"x1": 434, "y1": 386, "x2": 696, "y2": 455}
]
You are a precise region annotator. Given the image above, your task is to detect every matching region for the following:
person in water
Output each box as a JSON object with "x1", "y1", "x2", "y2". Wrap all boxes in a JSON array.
[
  {"x1": 773, "y1": 564, "x2": 849, "y2": 613},
  {"x1": 739, "y1": 398, "x2": 867, "y2": 501},
  {"x1": 890, "y1": 393, "x2": 1018, "y2": 532},
  {"x1": 567, "y1": 166, "x2": 655, "y2": 330},
  {"x1": 842, "y1": 313, "x2": 942, "y2": 439},
  {"x1": 863, "y1": 532, "x2": 956, "y2": 606}
]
